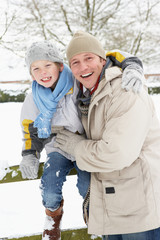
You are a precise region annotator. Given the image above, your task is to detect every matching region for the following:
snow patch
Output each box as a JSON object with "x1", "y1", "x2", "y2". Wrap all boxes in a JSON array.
[
  {"x1": 0, "y1": 161, "x2": 10, "y2": 180},
  {"x1": 45, "y1": 162, "x2": 50, "y2": 169},
  {"x1": 12, "y1": 170, "x2": 18, "y2": 178},
  {"x1": 91, "y1": 235, "x2": 102, "y2": 239},
  {"x1": 44, "y1": 215, "x2": 55, "y2": 230},
  {"x1": 56, "y1": 170, "x2": 60, "y2": 177},
  {"x1": 42, "y1": 234, "x2": 50, "y2": 240}
]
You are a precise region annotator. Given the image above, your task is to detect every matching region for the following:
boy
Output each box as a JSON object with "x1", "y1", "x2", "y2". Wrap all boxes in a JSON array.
[
  {"x1": 20, "y1": 41, "x2": 90, "y2": 240},
  {"x1": 20, "y1": 40, "x2": 144, "y2": 240}
]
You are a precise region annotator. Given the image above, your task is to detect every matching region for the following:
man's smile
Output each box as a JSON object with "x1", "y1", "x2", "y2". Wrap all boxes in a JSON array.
[{"x1": 81, "y1": 72, "x2": 93, "y2": 78}]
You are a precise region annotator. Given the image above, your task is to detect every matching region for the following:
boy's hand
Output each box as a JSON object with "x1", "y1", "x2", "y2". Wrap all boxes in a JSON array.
[
  {"x1": 121, "y1": 64, "x2": 146, "y2": 93},
  {"x1": 54, "y1": 129, "x2": 85, "y2": 157},
  {"x1": 20, "y1": 154, "x2": 39, "y2": 179}
]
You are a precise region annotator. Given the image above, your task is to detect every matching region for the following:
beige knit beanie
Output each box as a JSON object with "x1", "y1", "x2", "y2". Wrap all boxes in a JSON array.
[{"x1": 66, "y1": 31, "x2": 106, "y2": 63}]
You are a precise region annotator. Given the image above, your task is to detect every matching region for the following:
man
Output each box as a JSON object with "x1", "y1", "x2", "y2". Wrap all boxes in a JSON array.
[{"x1": 55, "y1": 31, "x2": 160, "y2": 240}]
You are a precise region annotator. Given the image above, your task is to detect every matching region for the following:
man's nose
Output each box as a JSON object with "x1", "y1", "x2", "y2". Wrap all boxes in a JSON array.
[{"x1": 79, "y1": 62, "x2": 88, "y2": 72}]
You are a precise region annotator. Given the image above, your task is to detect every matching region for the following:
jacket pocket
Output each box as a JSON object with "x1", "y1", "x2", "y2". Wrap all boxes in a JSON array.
[{"x1": 98, "y1": 159, "x2": 146, "y2": 215}]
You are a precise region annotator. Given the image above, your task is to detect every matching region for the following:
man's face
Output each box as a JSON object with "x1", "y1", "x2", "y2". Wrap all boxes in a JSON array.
[
  {"x1": 31, "y1": 60, "x2": 64, "y2": 90},
  {"x1": 70, "y1": 53, "x2": 106, "y2": 90}
]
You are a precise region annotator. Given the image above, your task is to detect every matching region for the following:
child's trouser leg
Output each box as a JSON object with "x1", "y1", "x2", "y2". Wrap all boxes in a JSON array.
[
  {"x1": 41, "y1": 152, "x2": 74, "y2": 240},
  {"x1": 41, "y1": 152, "x2": 74, "y2": 210}
]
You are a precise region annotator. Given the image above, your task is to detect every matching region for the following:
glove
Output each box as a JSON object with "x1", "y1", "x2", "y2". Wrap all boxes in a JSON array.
[
  {"x1": 54, "y1": 129, "x2": 86, "y2": 157},
  {"x1": 20, "y1": 154, "x2": 39, "y2": 179},
  {"x1": 121, "y1": 64, "x2": 146, "y2": 93},
  {"x1": 51, "y1": 126, "x2": 64, "y2": 134}
]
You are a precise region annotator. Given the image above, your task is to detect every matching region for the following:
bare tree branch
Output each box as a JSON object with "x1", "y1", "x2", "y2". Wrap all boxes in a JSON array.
[
  {"x1": 0, "y1": 11, "x2": 16, "y2": 41},
  {"x1": 31, "y1": 0, "x2": 47, "y2": 39},
  {"x1": 60, "y1": 5, "x2": 73, "y2": 35},
  {"x1": 45, "y1": 28, "x2": 66, "y2": 47},
  {"x1": 90, "y1": 0, "x2": 95, "y2": 31},
  {"x1": 0, "y1": 0, "x2": 160, "y2": 67}
]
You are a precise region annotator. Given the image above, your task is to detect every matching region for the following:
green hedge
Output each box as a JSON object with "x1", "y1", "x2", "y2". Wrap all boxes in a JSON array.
[
  {"x1": 0, "y1": 90, "x2": 27, "y2": 102},
  {"x1": 148, "y1": 87, "x2": 160, "y2": 95}
]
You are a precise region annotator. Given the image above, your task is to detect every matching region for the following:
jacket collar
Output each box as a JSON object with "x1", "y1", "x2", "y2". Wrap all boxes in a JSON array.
[
  {"x1": 91, "y1": 66, "x2": 122, "y2": 100},
  {"x1": 88, "y1": 66, "x2": 122, "y2": 127}
]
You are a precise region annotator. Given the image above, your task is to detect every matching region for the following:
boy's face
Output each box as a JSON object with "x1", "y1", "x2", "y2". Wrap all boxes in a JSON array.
[
  {"x1": 31, "y1": 60, "x2": 64, "y2": 89},
  {"x1": 70, "y1": 53, "x2": 106, "y2": 90}
]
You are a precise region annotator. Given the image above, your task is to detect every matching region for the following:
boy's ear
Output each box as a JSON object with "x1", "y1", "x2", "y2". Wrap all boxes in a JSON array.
[
  {"x1": 60, "y1": 63, "x2": 64, "y2": 72},
  {"x1": 31, "y1": 74, "x2": 35, "y2": 81}
]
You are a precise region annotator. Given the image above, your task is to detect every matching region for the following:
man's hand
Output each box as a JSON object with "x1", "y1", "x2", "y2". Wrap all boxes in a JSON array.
[
  {"x1": 121, "y1": 64, "x2": 146, "y2": 93},
  {"x1": 20, "y1": 154, "x2": 39, "y2": 179},
  {"x1": 51, "y1": 126, "x2": 64, "y2": 134},
  {"x1": 54, "y1": 129, "x2": 86, "y2": 157}
]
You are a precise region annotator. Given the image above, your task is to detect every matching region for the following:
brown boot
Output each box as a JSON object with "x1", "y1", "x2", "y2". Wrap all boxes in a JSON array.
[{"x1": 42, "y1": 199, "x2": 64, "y2": 240}]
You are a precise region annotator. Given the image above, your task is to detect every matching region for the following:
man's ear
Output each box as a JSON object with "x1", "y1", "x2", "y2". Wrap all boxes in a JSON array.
[
  {"x1": 102, "y1": 59, "x2": 106, "y2": 67},
  {"x1": 100, "y1": 57, "x2": 106, "y2": 67},
  {"x1": 60, "y1": 63, "x2": 64, "y2": 72}
]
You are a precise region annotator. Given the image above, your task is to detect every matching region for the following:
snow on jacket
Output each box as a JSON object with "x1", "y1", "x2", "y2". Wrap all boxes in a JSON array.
[
  {"x1": 20, "y1": 80, "x2": 83, "y2": 161},
  {"x1": 75, "y1": 66, "x2": 160, "y2": 235}
]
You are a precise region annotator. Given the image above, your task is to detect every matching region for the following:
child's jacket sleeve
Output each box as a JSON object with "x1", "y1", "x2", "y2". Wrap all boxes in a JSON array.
[
  {"x1": 20, "y1": 93, "x2": 52, "y2": 157},
  {"x1": 106, "y1": 49, "x2": 143, "y2": 70}
]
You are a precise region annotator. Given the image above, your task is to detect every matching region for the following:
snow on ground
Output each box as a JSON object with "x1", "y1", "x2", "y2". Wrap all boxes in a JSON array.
[
  {"x1": 0, "y1": 102, "x2": 86, "y2": 238},
  {"x1": 0, "y1": 95, "x2": 160, "y2": 238},
  {"x1": 0, "y1": 176, "x2": 85, "y2": 238}
]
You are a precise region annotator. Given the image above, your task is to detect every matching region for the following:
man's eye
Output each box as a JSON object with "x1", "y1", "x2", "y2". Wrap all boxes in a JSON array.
[
  {"x1": 72, "y1": 62, "x2": 78, "y2": 66},
  {"x1": 46, "y1": 64, "x2": 51, "y2": 67}
]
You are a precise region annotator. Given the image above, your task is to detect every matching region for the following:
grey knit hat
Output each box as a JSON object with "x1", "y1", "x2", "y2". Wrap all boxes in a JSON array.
[
  {"x1": 66, "y1": 31, "x2": 106, "y2": 63},
  {"x1": 25, "y1": 41, "x2": 63, "y2": 71}
]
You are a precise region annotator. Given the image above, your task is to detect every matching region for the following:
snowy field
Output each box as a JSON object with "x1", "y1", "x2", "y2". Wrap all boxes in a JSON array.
[
  {"x1": 0, "y1": 95, "x2": 160, "y2": 239},
  {"x1": 0, "y1": 102, "x2": 85, "y2": 238}
]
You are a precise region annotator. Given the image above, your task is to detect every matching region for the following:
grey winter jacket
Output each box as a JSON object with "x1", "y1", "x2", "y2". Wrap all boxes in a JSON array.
[{"x1": 20, "y1": 81, "x2": 83, "y2": 161}]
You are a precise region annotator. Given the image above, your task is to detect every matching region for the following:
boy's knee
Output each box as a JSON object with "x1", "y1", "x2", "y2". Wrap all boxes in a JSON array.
[{"x1": 42, "y1": 192, "x2": 61, "y2": 210}]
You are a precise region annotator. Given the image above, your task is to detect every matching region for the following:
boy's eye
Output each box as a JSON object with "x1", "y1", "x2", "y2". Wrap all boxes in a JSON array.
[
  {"x1": 33, "y1": 68, "x2": 39, "y2": 71},
  {"x1": 46, "y1": 64, "x2": 51, "y2": 67}
]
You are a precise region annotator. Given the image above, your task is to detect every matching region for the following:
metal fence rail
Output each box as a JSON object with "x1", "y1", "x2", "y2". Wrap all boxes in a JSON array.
[{"x1": 0, "y1": 162, "x2": 77, "y2": 184}]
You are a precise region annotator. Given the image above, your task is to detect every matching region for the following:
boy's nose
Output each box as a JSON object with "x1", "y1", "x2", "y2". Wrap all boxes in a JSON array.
[{"x1": 41, "y1": 69, "x2": 47, "y2": 75}]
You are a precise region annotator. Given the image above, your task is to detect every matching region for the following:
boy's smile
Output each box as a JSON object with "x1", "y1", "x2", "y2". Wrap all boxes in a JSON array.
[
  {"x1": 41, "y1": 77, "x2": 52, "y2": 82},
  {"x1": 31, "y1": 60, "x2": 64, "y2": 89}
]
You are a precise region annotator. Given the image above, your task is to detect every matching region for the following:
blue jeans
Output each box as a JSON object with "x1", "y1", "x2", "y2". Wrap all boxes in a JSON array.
[
  {"x1": 40, "y1": 152, "x2": 90, "y2": 210},
  {"x1": 102, "y1": 227, "x2": 160, "y2": 240}
]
